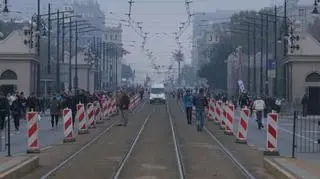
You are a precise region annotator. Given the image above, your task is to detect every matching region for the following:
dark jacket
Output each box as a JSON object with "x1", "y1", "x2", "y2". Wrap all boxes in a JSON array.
[
  {"x1": 120, "y1": 93, "x2": 130, "y2": 110},
  {"x1": 0, "y1": 95, "x2": 10, "y2": 115},
  {"x1": 193, "y1": 94, "x2": 208, "y2": 111}
]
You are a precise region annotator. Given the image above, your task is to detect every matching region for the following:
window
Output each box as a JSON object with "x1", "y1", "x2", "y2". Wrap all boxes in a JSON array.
[
  {"x1": 0, "y1": 70, "x2": 17, "y2": 80},
  {"x1": 306, "y1": 72, "x2": 320, "y2": 82},
  {"x1": 110, "y1": 34, "x2": 113, "y2": 40},
  {"x1": 151, "y1": 88, "x2": 164, "y2": 94}
]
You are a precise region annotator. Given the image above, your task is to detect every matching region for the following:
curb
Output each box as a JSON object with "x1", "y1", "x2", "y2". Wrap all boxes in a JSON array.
[
  {"x1": 263, "y1": 157, "x2": 298, "y2": 179},
  {"x1": 0, "y1": 156, "x2": 39, "y2": 179}
]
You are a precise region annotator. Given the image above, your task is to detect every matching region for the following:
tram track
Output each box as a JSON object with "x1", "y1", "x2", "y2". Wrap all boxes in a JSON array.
[
  {"x1": 40, "y1": 101, "x2": 147, "y2": 179},
  {"x1": 174, "y1": 100, "x2": 255, "y2": 179},
  {"x1": 112, "y1": 104, "x2": 185, "y2": 179}
]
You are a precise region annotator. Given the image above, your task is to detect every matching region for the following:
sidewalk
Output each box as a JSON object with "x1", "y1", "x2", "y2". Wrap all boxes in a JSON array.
[
  {"x1": 264, "y1": 156, "x2": 320, "y2": 179},
  {"x1": 0, "y1": 155, "x2": 39, "y2": 179}
]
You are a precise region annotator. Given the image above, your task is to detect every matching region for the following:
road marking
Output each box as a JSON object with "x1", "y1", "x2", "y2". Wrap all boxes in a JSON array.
[
  {"x1": 302, "y1": 130, "x2": 320, "y2": 133},
  {"x1": 278, "y1": 126, "x2": 318, "y2": 144}
]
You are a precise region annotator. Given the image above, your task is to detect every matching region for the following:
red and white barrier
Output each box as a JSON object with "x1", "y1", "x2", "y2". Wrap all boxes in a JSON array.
[
  {"x1": 220, "y1": 102, "x2": 227, "y2": 129},
  {"x1": 209, "y1": 99, "x2": 215, "y2": 121},
  {"x1": 224, "y1": 103, "x2": 234, "y2": 135},
  {"x1": 63, "y1": 108, "x2": 76, "y2": 143},
  {"x1": 26, "y1": 111, "x2": 40, "y2": 153},
  {"x1": 236, "y1": 107, "x2": 250, "y2": 144},
  {"x1": 102, "y1": 101, "x2": 108, "y2": 120},
  {"x1": 87, "y1": 103, "x2": 96, "y2": 129},
  {"x1": 264, "y1": 112, "x2": 280, "y2": 156},
  {"x1": 214, "y1": 101, "x2": 221, "y2": 124},
  {"x1": 94, "y1": 101, "x2": 104, "y2": 124},
  {"x1": 76, "y1": 103, "x2": 88, "y2": 134}
]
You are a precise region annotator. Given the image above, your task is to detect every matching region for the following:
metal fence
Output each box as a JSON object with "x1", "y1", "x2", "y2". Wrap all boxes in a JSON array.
[{"x1": 292, "y1": 111, "x2": 320, "y2": 157}]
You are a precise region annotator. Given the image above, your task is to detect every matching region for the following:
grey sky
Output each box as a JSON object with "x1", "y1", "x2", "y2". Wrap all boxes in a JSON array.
[{"x1": 98, "y1": 0, "x2": 309, "y2": 83}]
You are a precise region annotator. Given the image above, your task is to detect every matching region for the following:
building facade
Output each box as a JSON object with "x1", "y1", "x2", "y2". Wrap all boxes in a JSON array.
[
  {"x1": 0, "y1": 27, "x2": 37, "y2": 96},
  {"x1": 104, "y1": 25, "x2": 123, "y2": 87}
]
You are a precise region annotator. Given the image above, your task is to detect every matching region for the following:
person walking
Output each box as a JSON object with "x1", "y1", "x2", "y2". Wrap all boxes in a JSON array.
[
  {"x1": 193, "y1": 88, "x2": 208, "y2": 132},
  {"x1": 253, "y1": 96, "x2": 266, "y2": 130},
  {"x1": 0, "y1": 91, "x2": 9, "y2": 130},
  {"x1": 183, "y1": 89, "x2": 193, "y2": 124},
  {"x1": 50, "y1": 97, "x2": 60, "y2": 128},
  {"x1": 117, "y1": 90, "x2": 130, "y2": 127},
  {"x1": 10, "y1": 95, "x2": 21, "y2": 131}
]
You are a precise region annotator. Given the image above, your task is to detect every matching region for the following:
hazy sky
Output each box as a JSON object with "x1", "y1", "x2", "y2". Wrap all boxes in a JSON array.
[{"x1": 97, "y1": 0, "x2": 308, "y2": 83}]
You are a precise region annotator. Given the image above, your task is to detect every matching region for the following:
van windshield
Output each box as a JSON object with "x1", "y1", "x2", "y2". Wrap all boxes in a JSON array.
[{"x1": 151, "y1": 88, "x2": 164, "y2": 94}]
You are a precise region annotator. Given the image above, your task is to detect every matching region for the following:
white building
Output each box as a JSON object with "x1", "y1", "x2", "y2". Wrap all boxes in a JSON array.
[
  {"x1": 104, "y1": 24, "x2": 123, "y2": 87},
  {"x1": 0, "y1": 27, "x2": 37, "y2": 96}
]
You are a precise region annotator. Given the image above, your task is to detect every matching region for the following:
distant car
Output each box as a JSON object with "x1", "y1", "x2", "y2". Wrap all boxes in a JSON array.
[{"x1": 149, "y1": 83, "x2": 166, "y2": 104}]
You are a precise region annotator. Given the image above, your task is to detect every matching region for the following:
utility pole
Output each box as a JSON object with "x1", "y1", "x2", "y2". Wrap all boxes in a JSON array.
[
  {"x1": 36, "y1": 0, "x2": 40, "y2": 95},
  {"x1": 74, "y1": 21, "x2": 79, "y2": 90},
  {"x1": 265, "y1": 15, "x2": 269, "y2": 96},
  {"x1": 47, "y1": 4, "x2": 51, "y2": 73},
  {"x1": 260, "y1": 14, "x2": 264, "y2": 96},
  {"x1": 247, "y1": 22, "x2": 250, "y2": 93},
  {"x1": 68, "y1": 16, "x2": 72, "y2": 92},
  {"x1": 102, "y1": 42, "x2": 106, "y2": 89},
  {"x1": 56, "y1": 10, "x2": 60, "y2": 93},
  {"x1": 274, "y1": 5, "x2": 278, "y2": 97},
  {"x1": 253, "y1": 21, "x2": 257, "y2": 95}
]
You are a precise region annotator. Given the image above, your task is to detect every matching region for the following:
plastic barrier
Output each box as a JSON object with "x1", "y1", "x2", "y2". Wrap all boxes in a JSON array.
[
  {"x1": 224, "y1": 103, "x2": 234, "y2": 135},
  {"x1": 76, "y1": 103, "x2": 88, "y2": 134},
  {"x1": 220, "y1": 102, "x2": 227, "y2": 129},
  {"x1": 26, "y1": 111, "x2": 40, "y2": 153},
  {"x1": 236, "y1": 107, "x2": 249, "y2": 144},
  {"x1": 87, "y1": 103, "x2": 96, "y2": 129},
  {"x1": 63, "y1": 108, "x2": 76, "y2": 143},
  {"x1": 95, "y1": 101, "x2": 104, "y2": 124},
  {"x1": 264, "y1": 112, "x2": 280, "y2": 156}
]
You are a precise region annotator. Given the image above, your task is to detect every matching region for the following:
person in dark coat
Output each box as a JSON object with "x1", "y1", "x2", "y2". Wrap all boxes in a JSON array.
[
  {"x1": 50, "y1": 97, "x2": 60, "y2": 128},
  {"x1": 0, "y1": 91, "x2": 10, "y2": 130},
  {"x1": 10, "y1": 95, "x2": 21, "y2": 131},
  {"x1": 117, "y1": 90, "x2": 130, "y2": 127}
]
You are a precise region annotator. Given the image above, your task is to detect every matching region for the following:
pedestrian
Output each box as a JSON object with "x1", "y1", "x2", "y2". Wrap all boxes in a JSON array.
[
  {"x1": 183, "y1": 89, "x2": 193, "y2": 124},
  {"x1": 117, "y1": 90, "x2": 130, "y2": 127},
  {"x1": 193, "y1": 88, "x2": 208, "y2": 132},
  {"x1": 10, "y1": 95, "x2": 21, "y2": 131},
  {"x1": 0, "y1": 91, "x2": 9, "y2": 130},
  {"x1": 253, "y1": 96, "x2": 266, "y2": 130},
  {"x1": 50, "y1": 97, "x2": 60, "y2": 128}
]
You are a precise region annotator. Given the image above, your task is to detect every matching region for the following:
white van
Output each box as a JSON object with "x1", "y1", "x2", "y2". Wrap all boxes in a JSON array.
[{"x1": 149, "y1": 83, "x2": 166, "y2": 104}]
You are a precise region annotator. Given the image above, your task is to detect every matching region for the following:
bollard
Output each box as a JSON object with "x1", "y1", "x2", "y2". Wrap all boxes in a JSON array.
[
  {"x1": 236, "y1": 107, "x2": 250, "y2": 144},
  {"x1": 214, "y1": 101, "x2": 221, "y2": 125},
  {"x1": 95, "y1": 101, "x2": 104, "y2": 124},
  {"x1": 87, "y1": 103, "x2": 96, "y2": 129},
  {"x1": 76, "y1": 103, "x2": 88, "y2": 134},
  {"x1": 220, "y1": 102, "x2": 227, "y2": 130},
  {"x1": 224, "y1": 103, "x2": 234, "y2": 135},
  {"x1": 26, "y1": 111, "x2": 40, "y2": 153},
  {"x1": 63, "y1": 108, "x2": 76, "y2": 143},
  {"x1": 264, "y1": 112, "x2": 280, "y2": 156}
]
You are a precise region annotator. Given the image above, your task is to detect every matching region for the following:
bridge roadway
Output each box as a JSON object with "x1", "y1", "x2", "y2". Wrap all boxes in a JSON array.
[{"x1": 22, "y1": 99, "x2": 274, "y2": 179}]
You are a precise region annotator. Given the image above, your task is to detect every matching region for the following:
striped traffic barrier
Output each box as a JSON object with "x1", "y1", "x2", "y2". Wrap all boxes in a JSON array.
[
  {"x1": 220, "y1": 102, "x2": 227, "y2": 130},
  {"x1": 76, "y1": 103, "x2": 88, "y2": 134},
  {"x1": 26, "y1": 111, "x2": 40, "y2": 153},
  {"x1": 224, "y1": 103, "x2": 234, "y2": 135},
  {"x1": 63, "y1": 108, "x2": 76, "y2": 143},
  {"x1": 209, "y1": 99, "x2": 215, "y2": 121},
  {"x1": 264, "y1": 112, "x2": 280, "y2": 156},
  {"x1": 87, "y1": 103, "x2": 96, "y2": 129},
  {"x1": 192, "y1": 106, "x2": 196, "y2": 122},
  {"x1": 94, "y1": 101, "x2": 104, "y2": 124},
  {"x1": 236, "y1": 107, "x2": 249, "y2": 144},
  {"x1": 214, "y1": 101, "x2": 221, "y2": 124},
  {"x1": 102, "y1": 101, "x2": 108, "y2": 120}
]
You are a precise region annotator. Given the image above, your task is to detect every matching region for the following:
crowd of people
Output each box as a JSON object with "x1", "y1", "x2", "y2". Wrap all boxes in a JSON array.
[{"x1": 0, "y1": 85, "x2": 144, "y2": 132}]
